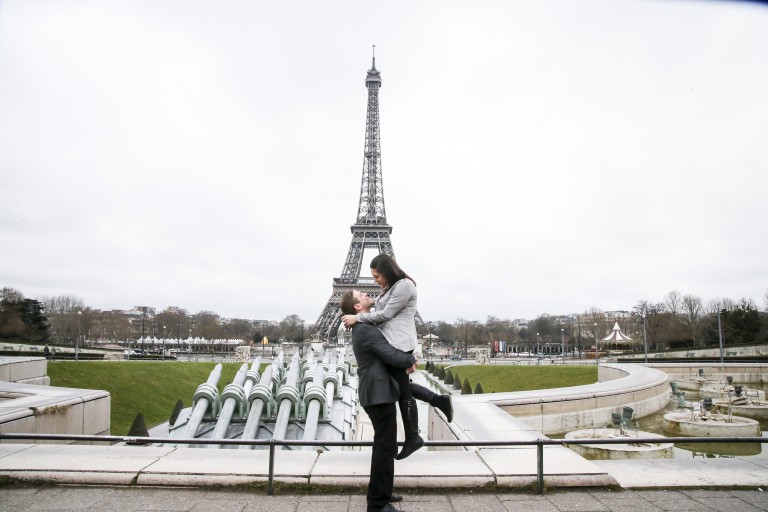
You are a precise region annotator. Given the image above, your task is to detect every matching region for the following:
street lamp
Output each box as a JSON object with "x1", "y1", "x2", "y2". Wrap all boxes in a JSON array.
[
  {"x1": 642, "y1": 313, "x2": 648, "y2": 364},
  {"x1": 594, "y1": 323, "x2": 599, "y2": 365},
  {"x1": 300, "y1": 321, "x2": 305, "y2": 358},
  {"x1": 536, "y1": 332, "x2": 540, "y2": 357},
  {"x1": 141, "y1": 308, "x2": 146, "y2": 353},
  {"x1": 718, "y1": 309, "x2": 725, "y2": 364},
  {"x1": 75, "y1": 311, "x2": 82, "y2": 361},
  {"x1": 561, "y1": 328, "x2": 565, "y2": 363},
  {"x1": 428, "y1": 321, "x2": 433, "y2": 361},
  {"x1": 162, "y1": 325, "x2": 166, "y2": 361},
  {"x1": 464, "y1": 322, "x2": 468, "y2": 358}
]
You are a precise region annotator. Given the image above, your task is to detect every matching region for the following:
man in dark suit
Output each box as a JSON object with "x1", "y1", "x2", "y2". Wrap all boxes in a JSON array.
[{"x1": 341, "y1": 290, "x2": 417, "y2": 512}]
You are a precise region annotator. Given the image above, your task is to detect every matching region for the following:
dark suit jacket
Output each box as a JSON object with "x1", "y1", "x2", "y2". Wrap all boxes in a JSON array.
[{"x1": 351, "y1": 323, "x2": 416, "y2": 408}]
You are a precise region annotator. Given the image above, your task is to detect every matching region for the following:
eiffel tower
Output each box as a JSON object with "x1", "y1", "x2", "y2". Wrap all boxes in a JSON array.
[{"x1": 314, "y1": 49, "x2": 395, "y2": 343}]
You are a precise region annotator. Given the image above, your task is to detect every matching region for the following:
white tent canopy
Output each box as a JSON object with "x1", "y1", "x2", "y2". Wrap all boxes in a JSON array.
[{"x1": 602, "y1": 321, "x2": 634, "y2": 344}]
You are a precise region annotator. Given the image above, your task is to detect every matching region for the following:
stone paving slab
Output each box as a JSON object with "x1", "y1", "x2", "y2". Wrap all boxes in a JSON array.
[
  {"x1": 310, "y1": 450, "x2": 494, "y2": 488},
  {"x1": 138, "y1": 447, "x2": 319, "y2": 487},
  {"x1": 0, "y1": 444, "x2": 176, "y2": 485},
  {"x1": 594, "y1": 458, "x2": 768, "y2": 488},
  {"x1": 478, "y1": 446, "x2": 618, "y2": 488}
]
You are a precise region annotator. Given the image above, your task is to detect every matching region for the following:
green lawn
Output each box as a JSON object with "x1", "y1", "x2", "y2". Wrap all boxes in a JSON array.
[
  {"x1": 46, "y1": 361, "x2": 259, "y2": 436},
  {"x1": 46, "y1": 361, "x2": 596, "y2": 436},
  {"x1": 432, "y1": 364, "x2": 597, "y2": 393}
]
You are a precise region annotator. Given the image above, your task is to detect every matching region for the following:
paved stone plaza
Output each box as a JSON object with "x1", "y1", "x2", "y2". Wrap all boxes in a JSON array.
[{"x1": 1, "y1": 486, "x2": 768, "y2": 512}]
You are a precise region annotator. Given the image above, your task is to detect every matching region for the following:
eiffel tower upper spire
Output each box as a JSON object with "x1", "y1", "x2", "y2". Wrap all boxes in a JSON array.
[
  {"x1": 357, "y1": 45, "x2": 386, "y2": 225},
  {"x1": 313, "y1": 51, "x2": 396, "y2": 343}
]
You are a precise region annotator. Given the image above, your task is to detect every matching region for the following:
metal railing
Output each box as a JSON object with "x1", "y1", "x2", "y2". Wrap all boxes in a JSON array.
[{"x1": 0, "y1": 433, "x2": 765, "y2": 495}]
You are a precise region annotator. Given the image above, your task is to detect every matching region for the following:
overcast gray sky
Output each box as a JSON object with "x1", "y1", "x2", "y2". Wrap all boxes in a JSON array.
[{"x1": 1, "y1": 0, "x2": 766, "y2": 326}]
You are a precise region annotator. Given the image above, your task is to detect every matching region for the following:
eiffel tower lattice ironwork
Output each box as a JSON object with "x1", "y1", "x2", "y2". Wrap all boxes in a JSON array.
[{"x1": 314, "y1": 50, "x2": 395, "y2": 343}]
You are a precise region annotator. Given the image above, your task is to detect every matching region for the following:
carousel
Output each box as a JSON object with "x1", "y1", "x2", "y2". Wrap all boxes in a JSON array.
[{"x1": 600, "y1": 321, "x2": 636, "y2": 354}]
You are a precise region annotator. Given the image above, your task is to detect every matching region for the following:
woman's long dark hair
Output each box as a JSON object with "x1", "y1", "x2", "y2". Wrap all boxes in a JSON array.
[{"x1": 370, "y1": 254, "x2": 416, "y2": 290}]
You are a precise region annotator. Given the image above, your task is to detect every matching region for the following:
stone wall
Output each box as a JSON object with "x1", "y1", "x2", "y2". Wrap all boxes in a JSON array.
[{"x1": 0, "y1": 356, "x2": 111, "y2": 442}]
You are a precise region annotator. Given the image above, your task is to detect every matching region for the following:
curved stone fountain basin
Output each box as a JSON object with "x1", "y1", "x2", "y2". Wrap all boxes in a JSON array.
[
  {"x1": 674, "y1": 378, "x2": 718, "y2": 392},
  {"x1": 564, "y1": 429, "x2": 674, "y2": 460},
  {"x1": 713, "y1": 401, "x2": 768, "y2": 421},
  {"x1": 700, "y1": 387, "x2": 765, "y2": 401},
  {"x1": 662, "y1": 412, "x2": 761, "y2": 437}
]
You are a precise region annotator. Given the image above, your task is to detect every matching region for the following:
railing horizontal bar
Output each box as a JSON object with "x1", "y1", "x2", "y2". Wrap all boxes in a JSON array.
[{"x1": 0, "y1": 433, "x2": 765, "y2": 447}]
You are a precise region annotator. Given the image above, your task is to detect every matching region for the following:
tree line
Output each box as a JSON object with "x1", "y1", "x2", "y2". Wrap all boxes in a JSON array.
[
  {"x1": 0, "y1": 287, "x2": 309, "y2": 348},
  {"x1": 2, "y1": 286, "x2": 767, "y2": 353}
]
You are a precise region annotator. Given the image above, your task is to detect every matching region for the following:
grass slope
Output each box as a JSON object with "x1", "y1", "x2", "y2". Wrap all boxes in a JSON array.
[
  {"x1": 46, "y1": 361, "x2": 254, "y2": 436},
  {"x1": 438, "y1": 365, "x2": 597, "y2": 394}
]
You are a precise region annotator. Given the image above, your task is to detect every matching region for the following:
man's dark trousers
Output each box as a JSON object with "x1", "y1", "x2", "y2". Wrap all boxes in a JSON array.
[{"x1": 364, "y1": 402, "x2": 397, "y2": 511}]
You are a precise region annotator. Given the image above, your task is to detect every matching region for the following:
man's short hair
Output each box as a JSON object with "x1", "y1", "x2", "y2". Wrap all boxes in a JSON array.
[{"x1": 339, "y1": 290, "x2": 358, "y2": 315}]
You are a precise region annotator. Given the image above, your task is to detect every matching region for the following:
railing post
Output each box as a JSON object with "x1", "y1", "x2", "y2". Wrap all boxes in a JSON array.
[
  {"x1": 268, "y1": 441, "x2": 276, "y2": 495},
  {"x1": 537, "y1": 441, "x2": 544, "y2": 495}
]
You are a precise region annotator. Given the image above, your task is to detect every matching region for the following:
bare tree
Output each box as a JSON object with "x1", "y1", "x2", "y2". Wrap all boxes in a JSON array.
[
  {"x1": 680, "y1": 294, "x2": 703, "y2": 347},
  {"x1": 40, "y1": 294, "x2": 86, "y2": 344},
  {"x1": 664, "y1": 290, "x2": 682, "y2": 316}
]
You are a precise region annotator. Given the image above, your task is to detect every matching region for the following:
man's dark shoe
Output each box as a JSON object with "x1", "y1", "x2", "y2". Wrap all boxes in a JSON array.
[
  {"x1": 433, "y1": 394, "x2": 454, "y2": 423},
  {"x1": 380, "y1": 504, "x2": 403, "y2": 512},
  {"x1": 390, "y1": 495, "x2": 403, "y2": 502}
]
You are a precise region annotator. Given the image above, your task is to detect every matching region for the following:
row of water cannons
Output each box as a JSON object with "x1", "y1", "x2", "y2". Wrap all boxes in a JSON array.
[{"x1": 176, "y1": 350, "x2": 352, "y2": 448}]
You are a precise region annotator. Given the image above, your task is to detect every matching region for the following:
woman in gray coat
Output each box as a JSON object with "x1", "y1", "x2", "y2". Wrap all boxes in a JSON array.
[{"x1": 342, "y1": 254, "x2": 452, "y2": 459}]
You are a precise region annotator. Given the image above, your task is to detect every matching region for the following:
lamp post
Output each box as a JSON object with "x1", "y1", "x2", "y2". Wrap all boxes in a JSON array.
[
  {"x1": 718, "y1": 309, "x2": 725, "y2": 364},
  {"x1": 300, "y1": 321, "x2": 305, "y2": 358},
  {"x1": 428, "y1": 321, "x2": 433, "y2": 361},
  {"x1": 464, "y1": 322, "x2": 468, "y2": 359},
  {"x1": 536, "y1": 333, "x2": 541, "y2": 361},
  {"x1": 140, "y1": 309, "x2": 146, "y2": 353},
  {"x1": 162, "y1": 325, "x2": 166, "y2": 361},
  {"x1": 594, "y1": 323, "x2": 599, "y2": 365},
  {"x1": 642, "y1": 313, "x2": 648, "y2": 364},
  {"x1": 561, "y1": 328, "x2": 565, "y2": 363},
  {"x1": 75, "y1": 311, "x2": 82, "y2": 361}
]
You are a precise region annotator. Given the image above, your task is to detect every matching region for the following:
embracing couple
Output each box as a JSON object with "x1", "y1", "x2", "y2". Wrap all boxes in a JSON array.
[{"x1": 340, "y1": 254, "x2": 453, "y2": 512}]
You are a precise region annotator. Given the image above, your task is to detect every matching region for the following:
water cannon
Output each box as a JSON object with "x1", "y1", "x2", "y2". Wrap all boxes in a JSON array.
[
  {"x1": 734, "y1": 385, "x2": 743, "y2": 397},
  {"x1": 622, "y1": 406, "x2": 634, "y2": 426},
  {"x1": 727, "y1": 376, "x2": 733, "y2": 385},
  {"x1": 702, "y1": 397, "x2": 713, "y2": 412},
  {"x1": 698, "y1": 369, "x2": 704, "y2": 377},
  {"x1": 611, "y1": 413, "x2": 622, "y2": 427}
]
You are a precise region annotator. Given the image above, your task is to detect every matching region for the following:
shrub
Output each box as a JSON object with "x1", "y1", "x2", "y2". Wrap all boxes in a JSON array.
[
  {"x1": 461, "y1": 378, "x2": 472, "y2": 395},
  {"x1": 438, "y1": 367, "x2": 446, "y2": 380},
  {"x1": 453, "y1": 378, "x2": 462, "y2": 390},
  {"x1": 444, "y1": 370, "x2": 454, "y2": 385},
  {"x1": 474, "y1": 382, "x2": 484, "y2": 394}
]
